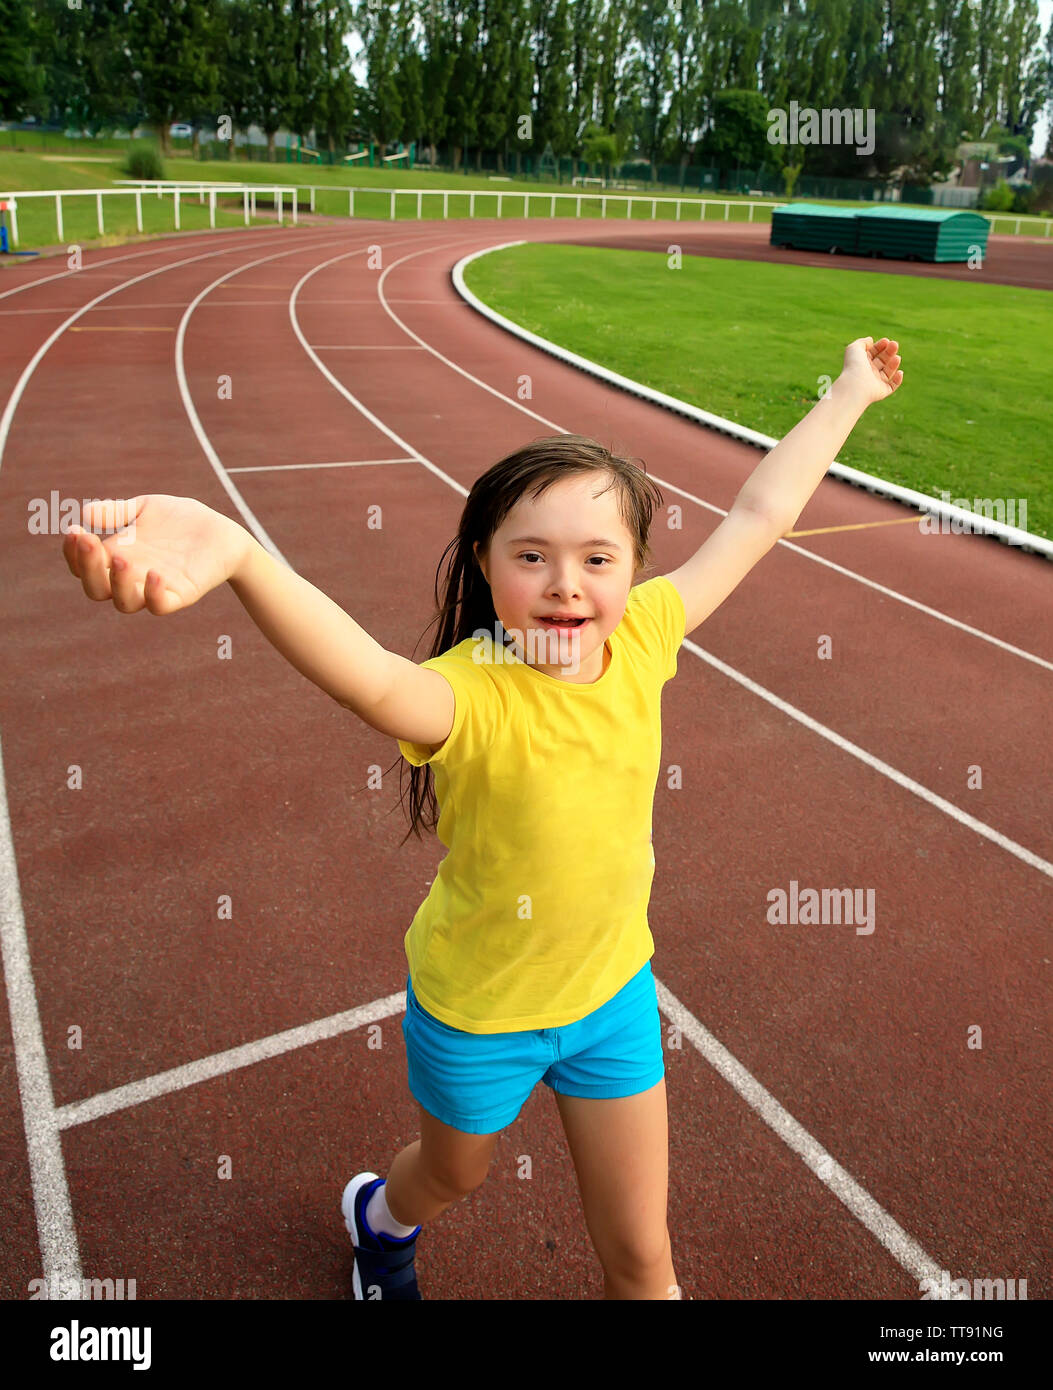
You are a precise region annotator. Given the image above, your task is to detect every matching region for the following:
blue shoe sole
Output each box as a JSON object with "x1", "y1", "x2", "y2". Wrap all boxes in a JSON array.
[{"x1": 342, "y1": 1173, "x2": 423, "y2": 1301}]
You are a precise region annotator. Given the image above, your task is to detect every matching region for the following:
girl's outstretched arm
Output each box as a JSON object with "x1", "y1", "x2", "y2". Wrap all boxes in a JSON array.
[
  {"x1": 664, "y1": 336, "x2": 903, "y2": 638},
  {"x1": 60, "y1": 494, "x2": 454, "y2": 748}
]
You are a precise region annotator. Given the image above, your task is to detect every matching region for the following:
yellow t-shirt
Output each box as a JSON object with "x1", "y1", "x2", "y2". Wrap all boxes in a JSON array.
[{"x1": 397, "y1": 573, "x2": 686, "y2": 1034}]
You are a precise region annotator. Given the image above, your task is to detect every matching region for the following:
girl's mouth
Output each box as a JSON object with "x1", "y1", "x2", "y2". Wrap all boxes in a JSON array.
[{"x1": 537, "y1": 617, "x2": 588, "y2": 630}]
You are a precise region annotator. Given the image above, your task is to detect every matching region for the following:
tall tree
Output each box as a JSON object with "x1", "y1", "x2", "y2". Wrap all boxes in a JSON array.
[
  {"x1": 567, "y1": 0, "x2": 601, "y2": 147},
  {"x1": 417, "y1": 0, "x2": 455, "y2": 166},
  {"x1": 532, "y1": 0, "x2": 573, "y2": 156},
  {"x1": 127, "y1": 0, "x2": 218, "y2": 156},
  {"x1": 355, "y1": 0, "x2": 404, "y2": 149},
  {"x1": 287, "y1": 0, "x2": 326, "y2": 147},
  {"x1": 477, "y1": 0, "x2": 529, "y2": 170},
  {"x1": 246, "y1": 0, "x2": 298, "y2": 161},
  {"x1": 218, "y1": 0, "x2": 260, "y2": 160},
  {"x1": 315, "y1": 0, "x2": 357, "y2": 155},
  {"x1": 446, "y1": 2, "x2": 483, "y2": 168},
  {"x1": 630, "y1": 0, "x2": 677, "y2": 174},
  {"x1": 1001, "y1": 0, "x2": 1046, "y2": 141},
  {"x1": 0, "y1": 0, "x2": 44, "y2": 120},
  {"x1": 667, "y1": 0, "x2": 705, "y2": 170}
]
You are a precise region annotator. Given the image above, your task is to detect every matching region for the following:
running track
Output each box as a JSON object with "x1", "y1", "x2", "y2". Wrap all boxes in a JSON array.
[{"x1": 0, "y1": 216, "x2": 1050, "y2": 1302}]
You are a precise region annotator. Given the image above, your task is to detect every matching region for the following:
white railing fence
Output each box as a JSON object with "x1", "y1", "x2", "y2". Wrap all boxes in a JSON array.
[
  {"x1": 1, "y1": 182, "x2": 1049, "y2": 248},
  {"x1": 0, "y1": 183, "x2": 300, "y2": 247}
]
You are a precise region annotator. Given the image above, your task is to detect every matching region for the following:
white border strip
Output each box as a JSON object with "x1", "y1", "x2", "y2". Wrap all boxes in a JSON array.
[
  {"x1": 0, "y1": 738, "x2": 82, "y2": 1297},
  {"x1": 450, "y1": 242, "x2": 1051, "y2": 561}
]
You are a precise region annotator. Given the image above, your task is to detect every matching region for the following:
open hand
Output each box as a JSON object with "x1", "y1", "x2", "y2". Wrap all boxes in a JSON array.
[
  {"x1": 61, "y1": 494, "x2": 250, "y2": 615},
  {"x1": 839, "y1": 336, "x2": 904, "y2": 406}
]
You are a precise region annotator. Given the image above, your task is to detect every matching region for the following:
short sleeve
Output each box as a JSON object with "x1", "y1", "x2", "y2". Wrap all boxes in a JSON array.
[
  {"x1": 628, "y1": 576, "x2": 686, "y2": 683},
  {"x1": 396, "y1": 648, "x2": 503, "y2": 767}
]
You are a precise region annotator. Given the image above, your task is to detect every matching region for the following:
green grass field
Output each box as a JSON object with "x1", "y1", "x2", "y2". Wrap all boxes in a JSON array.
[{"x1": 464, "y1": 242, "x2": 1051, "y2": 541}]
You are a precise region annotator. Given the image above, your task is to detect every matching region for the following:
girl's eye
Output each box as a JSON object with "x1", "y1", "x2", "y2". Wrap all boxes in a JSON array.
[{"x1": 519, "y1": 554, "x2": 610, "y2": 566}]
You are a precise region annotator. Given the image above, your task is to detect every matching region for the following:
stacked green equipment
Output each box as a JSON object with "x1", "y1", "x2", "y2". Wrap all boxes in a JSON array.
[{"x1": 771, "y1": 203, "x2": 990, "y2": 263}]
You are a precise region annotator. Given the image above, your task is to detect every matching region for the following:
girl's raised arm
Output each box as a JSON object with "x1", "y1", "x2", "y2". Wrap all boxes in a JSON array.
[{"x1": 664, "y1": 336, "x2": 903, "y2": 638}]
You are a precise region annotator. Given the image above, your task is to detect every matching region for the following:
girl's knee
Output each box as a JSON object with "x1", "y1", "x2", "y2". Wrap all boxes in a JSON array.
[
  {"x1": 601, "y1": 1225, "x2": 672, "y2": 1285},
  {"x1": 418, "y1": 1115, "x2": 500, "y2": 1196},
  {"x1": 423, "y1": 1155, "x2": 491, "y2": 1199}
]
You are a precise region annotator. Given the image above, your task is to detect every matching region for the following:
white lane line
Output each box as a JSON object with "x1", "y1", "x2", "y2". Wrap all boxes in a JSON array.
[
  {"x1": 0, "y1": 232, "x2": 350, "y2": 480},
  {"x1": 227, "y1": 459, "x2": 414, "y2": 474},
  {"x1": 282, "y1": 236, "x2": 485, "y2": 500},
  {"x1": 641, "y1": 424, "x2": 1053, "y2": 666},
  {"x1": 0, "y1": 226, "x2": 295, "y2": 304},
  {"x1": 377, "y1": 243, "x2": 567, "y2": 434},
  {"x1": 49, "y1": 967, "x2": 963, "y2": 1298},
  {"x1": 0, "y1": 738, "x2": 82, "y2": 1298},
  {"x1": 173, "y1": 231, "x2": 400, "y2": 565},
  {"x1": 685, "y1": 636, "x2": 1053, "y2": 877},
  {"x1": 654, "y1": 980, "x2": 966, "y2": 1298},
  {"x1": 311, "y1": 344, "x2": 427, "y2": 350},
  {"x1": 53, "y1": 994, "x2": 407, "y2": 1131},
  {"x1": 382, "y1": 239, "x2": 1053, "y2": 670},
  {"x1": 656, "y1": 478, "x2": 1053, "y2": 675}
]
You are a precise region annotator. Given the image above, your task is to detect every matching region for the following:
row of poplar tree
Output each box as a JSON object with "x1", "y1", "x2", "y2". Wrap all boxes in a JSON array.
[{"x1": 2, "y1": 1, "x2": 1051, "y2": 180}]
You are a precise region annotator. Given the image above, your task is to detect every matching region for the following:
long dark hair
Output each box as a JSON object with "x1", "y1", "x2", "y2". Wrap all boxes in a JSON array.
[{"x1": 382, "y1": 435, "x2": 665, "y2": 844}]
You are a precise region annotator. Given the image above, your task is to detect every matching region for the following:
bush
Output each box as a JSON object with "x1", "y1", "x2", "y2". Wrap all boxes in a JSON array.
[
  {"x1": 979, "y1": 179, "x2": 1014, "y2": 211},
  {"x1": 122, "y1": 144, "x2": 163, "y2": 180}
]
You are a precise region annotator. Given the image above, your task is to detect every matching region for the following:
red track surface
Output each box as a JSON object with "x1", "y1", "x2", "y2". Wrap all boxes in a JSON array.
[{"x1": 1, "y1": 217, "x2": 1050, "y2": 1303}]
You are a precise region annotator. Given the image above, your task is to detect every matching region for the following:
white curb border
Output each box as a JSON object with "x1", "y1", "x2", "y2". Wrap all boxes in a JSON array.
[{"x1": 450, "y1": 241, "x2": 1051, "y2": 561}]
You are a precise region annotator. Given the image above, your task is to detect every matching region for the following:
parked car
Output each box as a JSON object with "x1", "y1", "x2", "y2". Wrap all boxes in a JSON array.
[{"x1": 169, "y1": 123, "x2": 193, "y2": 138}]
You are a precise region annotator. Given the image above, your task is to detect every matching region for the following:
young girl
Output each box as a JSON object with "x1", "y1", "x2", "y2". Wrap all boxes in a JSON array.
[{"x1": 61, "y1": 336, "x2": 902, "y2": 1301}]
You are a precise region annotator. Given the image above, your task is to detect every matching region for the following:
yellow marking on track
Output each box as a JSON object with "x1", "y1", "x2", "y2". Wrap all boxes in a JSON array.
[
  {"x1": 786, "y1": 516, "x2": 924, "y2": 538},
  {"x1": 69, "y1": 325, "x2": 174, "y2": 332}
]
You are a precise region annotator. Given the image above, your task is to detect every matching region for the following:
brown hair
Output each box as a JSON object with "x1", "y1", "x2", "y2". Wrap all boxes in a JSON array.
[{"x1": 380, "y1": 435, "x2": 665, "y2": 843}]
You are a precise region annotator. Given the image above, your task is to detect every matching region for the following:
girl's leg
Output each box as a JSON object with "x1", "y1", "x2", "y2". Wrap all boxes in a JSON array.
[
  {"x1": 554, "y1": 1079, "x2": 680, "y2": 1299},
  {"x1": 383, "y1": 1103, "x2": 502, "y2": 1228}
]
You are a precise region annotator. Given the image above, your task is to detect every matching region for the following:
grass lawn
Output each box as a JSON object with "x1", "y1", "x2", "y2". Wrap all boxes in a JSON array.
[{"x1": 464, "y1": 242, "x2": 1051, "y2": 541}]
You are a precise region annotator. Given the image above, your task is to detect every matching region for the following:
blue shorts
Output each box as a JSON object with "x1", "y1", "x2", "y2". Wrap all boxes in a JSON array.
[{"x1": 401, "y1": 961, "x2": 665, "y2": 1135}]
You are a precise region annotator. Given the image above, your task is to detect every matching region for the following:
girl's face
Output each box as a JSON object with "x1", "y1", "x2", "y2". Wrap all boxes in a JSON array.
[{"x1": 473, "y1": 474, "x2": 637, "y2": 683}]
